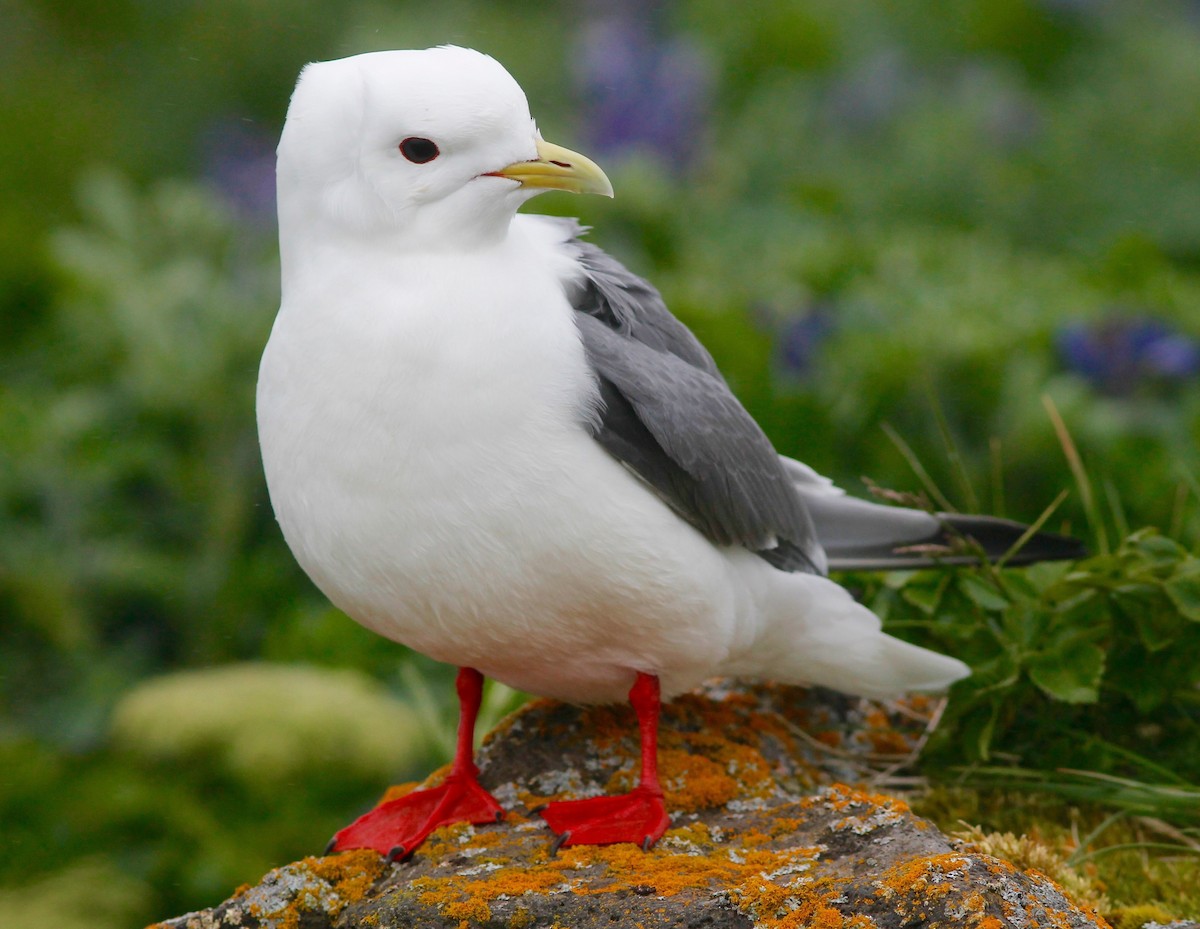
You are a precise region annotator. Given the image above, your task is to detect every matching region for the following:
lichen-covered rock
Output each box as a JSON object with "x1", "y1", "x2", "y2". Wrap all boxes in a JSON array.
[{"x1": 151, "y1": 682, "x2": 1111, "y2": 929}]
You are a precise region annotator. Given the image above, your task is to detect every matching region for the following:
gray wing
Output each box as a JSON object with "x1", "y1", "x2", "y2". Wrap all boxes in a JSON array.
[
  {"x1": 557, "y1": 221, "x2": 824, "y2": 574},
  {"x1": 556, "y1": 222, "x2": 1085, "y2": 575}
]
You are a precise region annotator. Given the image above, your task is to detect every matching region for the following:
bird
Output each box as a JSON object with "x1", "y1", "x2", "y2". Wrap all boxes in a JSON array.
[{"x1": 257, "y1": 46, "x2": 1085, "y2": 860}]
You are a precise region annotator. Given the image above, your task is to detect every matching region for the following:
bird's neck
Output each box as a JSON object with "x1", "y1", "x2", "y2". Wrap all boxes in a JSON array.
[{"x1": 278, "y1": 181, "x2": 528, "y2": 274}]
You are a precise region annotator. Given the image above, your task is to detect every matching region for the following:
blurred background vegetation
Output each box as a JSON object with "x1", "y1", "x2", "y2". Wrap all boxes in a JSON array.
[{"x1": 3, "y1": 0, "x2": 1200, "y2": 925}]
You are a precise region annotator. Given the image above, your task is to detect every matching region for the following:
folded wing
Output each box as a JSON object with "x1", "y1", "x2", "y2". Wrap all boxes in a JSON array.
[{"x1": 553, "y1": 218, "x2": 1084, "y2": 576}]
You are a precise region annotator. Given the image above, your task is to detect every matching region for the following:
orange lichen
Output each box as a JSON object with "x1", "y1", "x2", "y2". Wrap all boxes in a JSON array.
[
  {"x1": 406, "y1": 856, "x2": 547, "y2": 920},
  {"x1": 875, "y1": 852, "x2": 974, "y2": 901},
  {"x1": 417, "y1": 821, "x2": 520, "y2": 864},
  {"x1": 820, "y1": 783, "x2": 910, "y2": 814},
  {"x1": 648, "y1": 748, "x2": 740, "y2": 811},
  {"x1": 867, "y1": 728, "x2": 915, "y2": 755},
  {"x1": 767, "y1": 816, "x2": 805, "y2": 837},
  {"x1": 378, "y1": 780, "x2": 422, "y2": 804},
  {"x1": 814, "y1": 731, "x2": 842, "y2": 748},
  {"x1": 731, "y1": 874, "x2": 883, "y2": 929},
  {"x1": 232, "y1": 850, "x2": 387, "y2": 929},
  {"x1": 575, "y1": 703, "x2": 633, "y2": 751},
  {"x1": 304, "y1": 849, "x2": 389, "y2": 902},
  {"x1": 401, "y1": 824, "x2": 829, "y2": 925},
  {"x1": 507, "y1": 905, "x2": 533, "y2": 929}
]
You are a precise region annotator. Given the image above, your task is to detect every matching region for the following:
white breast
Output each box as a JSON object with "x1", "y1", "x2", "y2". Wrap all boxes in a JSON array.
[{"x1": 256, "y1": 219, "x2": 747, "y2": 702}]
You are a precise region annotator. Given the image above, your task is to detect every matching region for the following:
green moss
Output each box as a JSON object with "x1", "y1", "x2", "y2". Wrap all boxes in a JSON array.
[
  {"x1": 1108, "y1": 904, "x2": 1178, "y2": 929},
  {"x1": 0, "y1": 859, "x2": 150, "y2": 929},
  {"x1": 110, "y1": 663, "x2": 429, "y2": 790}
]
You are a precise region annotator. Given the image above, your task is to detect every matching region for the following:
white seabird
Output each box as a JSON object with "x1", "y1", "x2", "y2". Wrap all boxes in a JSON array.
[{"x1": 257, "y1": 46, "x2": 1083, "y2": 857}]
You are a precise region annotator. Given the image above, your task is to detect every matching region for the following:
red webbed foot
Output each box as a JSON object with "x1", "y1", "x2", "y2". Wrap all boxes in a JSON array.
[
  {"x1": 325, "y1": 667, "x2": 504, "y2": 860},
  {"x1": 540, "y1": 672, "x2": 670, "y2": 851},
  {"x1": 327, "y1": 772, "x2": 504, "y2": 859},
  {"x1": 540, "y1": 784, "x2": 669, "y2": 851}
]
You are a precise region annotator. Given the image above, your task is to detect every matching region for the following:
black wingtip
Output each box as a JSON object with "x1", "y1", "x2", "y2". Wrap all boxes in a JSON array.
[
  {"x1": 939, "y1": 513, "x2": 1088, "y2": 565},
  {"x1": 824, "y1": 513, "x2": 1088, "y2": 572}
]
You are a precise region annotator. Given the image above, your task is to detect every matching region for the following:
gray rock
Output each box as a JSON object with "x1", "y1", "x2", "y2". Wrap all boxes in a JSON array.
[{"x1": 152, "y1": 682, "x2": 1109, "y2": 929}]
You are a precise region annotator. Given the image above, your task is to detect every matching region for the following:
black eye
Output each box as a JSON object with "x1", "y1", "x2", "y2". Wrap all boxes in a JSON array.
[{"x1": 399, "y1": 137, "x2": 439, "y2": 164}]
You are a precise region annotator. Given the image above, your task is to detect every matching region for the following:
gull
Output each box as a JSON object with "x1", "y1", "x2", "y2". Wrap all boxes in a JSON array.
[{"x1": 257, "y1": 46, "x2": 1083, "y2": 858}]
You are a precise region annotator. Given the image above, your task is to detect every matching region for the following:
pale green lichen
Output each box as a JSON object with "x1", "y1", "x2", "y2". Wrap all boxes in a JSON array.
[
  {"x1": 953, "y1": 822, "x2": 1111, "y2": 914},
  {"x1": 918, "y1": 788, "x2": 1199, "y2": 922}
]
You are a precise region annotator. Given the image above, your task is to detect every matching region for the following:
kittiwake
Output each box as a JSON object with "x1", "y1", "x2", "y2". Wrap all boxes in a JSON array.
[{"x1": 257, "y1": 46, "x2": 1084, "y2": 857}]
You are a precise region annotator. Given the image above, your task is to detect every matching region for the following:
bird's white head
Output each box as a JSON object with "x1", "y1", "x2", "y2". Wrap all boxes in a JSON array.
[{"x1": 276, "y1": 46, "x2": 612, "y2": 254}]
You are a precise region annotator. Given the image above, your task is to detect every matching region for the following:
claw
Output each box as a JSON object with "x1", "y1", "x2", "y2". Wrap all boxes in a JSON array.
[
  {"x1": 323, "y1": 837, "x2": 337, "y2": 855},
  {"x1": 550, "y1": 831, "x2": 571, "y2": 856},
  {"x1": 386, "y1": 844, "x2": 408, "y2": 863}
]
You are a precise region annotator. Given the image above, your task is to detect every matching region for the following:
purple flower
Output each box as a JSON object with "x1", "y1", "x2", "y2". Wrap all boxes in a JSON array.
[
  {"x1": 777, "y1": 306, "x2": 835, "y2": 379},
  {"x1": 199, "y1": 119, "x2": 277, "y2": 224},
  {"x1": 1056, "y1": 315, "x2": 1200, "y2": 395},
  {"x1": 572, "y1": 5, "x2": 712, "y2": 171}
]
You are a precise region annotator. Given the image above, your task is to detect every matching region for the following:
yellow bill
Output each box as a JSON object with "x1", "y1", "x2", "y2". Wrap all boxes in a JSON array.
[{"x1": 488, "y1": 138, "x2": 614, "y2": 197}]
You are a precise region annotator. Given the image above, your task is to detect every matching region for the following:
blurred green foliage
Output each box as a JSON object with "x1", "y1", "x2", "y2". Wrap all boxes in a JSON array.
[
  {"x1": 3, "y1": 0, "x2": 1200, "y2": 924},
  {"x1": 110, "y1": 664, "x2": 429, "y2": 790}
]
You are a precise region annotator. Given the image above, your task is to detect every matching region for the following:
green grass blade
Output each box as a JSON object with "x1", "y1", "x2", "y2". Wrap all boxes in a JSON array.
[
  {"x1": 1042, "y1": 394, "x2": 1109, "y2": 555},
  {"x1": 924, "y1": 379, "x2": 980, "y2": 513},
  {"x1": 1065, "y1": 810, "x2": 1129, "y2": 867},
  {"x1": 1102, "y1": 476, "x2": 1130, "y2": 542},
  {"x1": 996, "y1": 487, "x2": 1071, "y2": 569},
  {"x1": 1068, "y1": 841, "x2": 1200, "y2": 866},
  {"x1": 398, "y1": 663, "x2": 455, "y2": 761},
  {"x1": 989, "y1": 436, "x2": 1006, "y2": 518},
  {"x1": 881, "y1": 421, "x2": 958, "y2": 513}
]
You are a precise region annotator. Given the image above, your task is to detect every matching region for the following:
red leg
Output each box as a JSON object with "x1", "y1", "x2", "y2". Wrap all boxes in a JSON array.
[
  {"x1": 327, "y1": 667, "x2": 504, "y2": 859},
  {"x1": 539, "y1": 672, "x2": 670, "y2": 850}
]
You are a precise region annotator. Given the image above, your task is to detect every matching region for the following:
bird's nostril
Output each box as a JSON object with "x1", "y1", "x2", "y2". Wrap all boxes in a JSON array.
[{"x1": 549, "y1": 160, "x2": 571, "y2": 168}]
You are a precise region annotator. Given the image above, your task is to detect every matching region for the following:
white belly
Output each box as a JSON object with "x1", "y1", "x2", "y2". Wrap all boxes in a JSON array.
[{"x1": 257, "y1": 235, "x2": 748, "y2": 702}]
